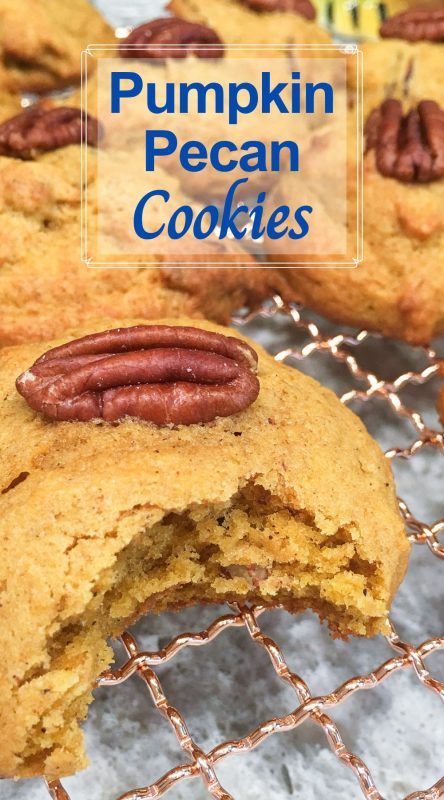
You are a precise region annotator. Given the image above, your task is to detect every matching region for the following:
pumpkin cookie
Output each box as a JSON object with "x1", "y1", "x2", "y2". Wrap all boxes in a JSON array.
[
  {"x1": 0, "y1": 0, "x2": 113, "y2": 93},
  {"x1": 265, "y1": 99, "x2": 444, "y2": 344},
  {"x1": 168, "y1": 0, "x2": 331, "y2": 49},
  {"x1": 0, "y1": 106, "x2": 290, "y2": 345},
  {"x1": 0, "y1": 317, "x2": 409, "y2": 779}
]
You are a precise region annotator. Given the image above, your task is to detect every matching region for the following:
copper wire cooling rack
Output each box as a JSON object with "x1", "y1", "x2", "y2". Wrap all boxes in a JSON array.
[{"x1": 45, "y1": 298, "x2": 444, "y2": 800}]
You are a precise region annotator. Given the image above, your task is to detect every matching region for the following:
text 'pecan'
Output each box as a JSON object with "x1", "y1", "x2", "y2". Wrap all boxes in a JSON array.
[
  {"x1": 380, "y1": 5, "x2": 444, "y2": 42},
  {"x1": 365, "y1": 98, "x2": 444, "y2": 183},
  {"x1": 242, "y1": 0, "x2": 316, "y2": 21},
  {"x1": 0, "y1": 107, "x2": 101, "y2": 158},
  {"x1": 16, "y1": 325, "x2": 260, "y2": 425},
  {"x1": 120, "y1": 17, "x2": 224, "y2": 59}
]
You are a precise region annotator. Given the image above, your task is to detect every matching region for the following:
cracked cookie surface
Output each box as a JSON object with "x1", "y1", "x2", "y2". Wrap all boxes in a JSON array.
[
  {"x1": 168, "y1": 0, "x2": 331, "y2": 49},
  {"x1": 0, "y1": 143, "x2": 291, "y2": 345},
  {"x1": 358, "y1": 40, "x2": 443, "y2": 118},
  {"x1": 0, "y1": 0, "x2": 113, "y2": 93},
  {"x1": 0, "y1": 89, "x2": 22, "y2": 123}
]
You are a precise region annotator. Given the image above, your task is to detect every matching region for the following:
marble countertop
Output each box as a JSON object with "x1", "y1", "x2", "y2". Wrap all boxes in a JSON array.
[{"x1": 3, "y1": 2, "x2": 443, "y2": 799}]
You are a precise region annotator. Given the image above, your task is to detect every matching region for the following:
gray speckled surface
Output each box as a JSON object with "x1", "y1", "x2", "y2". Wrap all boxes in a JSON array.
[{"x1": 2, "y1": 2, "x2": 444, "y2": 798}]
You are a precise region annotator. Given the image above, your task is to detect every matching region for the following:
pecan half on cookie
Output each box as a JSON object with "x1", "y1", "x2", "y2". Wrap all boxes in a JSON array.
[
  {"x1": 365, "y1": 98, "x2": 444, "y2": 182},
  {"x1": 120, "y1": 17, "x2": 224, "y2": 59},
  {"x1": 16, "y1": 325, "x2": 260, "y2": 424},
  {"x1": 380, "y1": 4, "x2": 444, "y2": 42},
  {"x1": 0, "y1": 106, "x2": 101, "y2": 158}
]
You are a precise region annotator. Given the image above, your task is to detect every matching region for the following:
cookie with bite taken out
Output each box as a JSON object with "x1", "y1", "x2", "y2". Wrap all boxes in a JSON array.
[{"x1": 0, "y1": 317, "x2": 408, "y2": 779}]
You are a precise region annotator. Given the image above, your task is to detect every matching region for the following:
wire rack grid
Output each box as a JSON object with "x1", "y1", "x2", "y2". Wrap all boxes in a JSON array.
[{"x1": 43, "y1": 297, "x2": 443, "y2": 800}]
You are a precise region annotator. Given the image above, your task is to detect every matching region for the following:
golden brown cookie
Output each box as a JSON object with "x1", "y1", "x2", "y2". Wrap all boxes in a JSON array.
[
  {"x1": 168, "y1": 0, "x2": 331, "y2": 48},
  {"x1": 0, "y1": 137, "x2": 291, "y2": 345},
  {"x1": 0, "y1": 316, "x2": 409, "y2": 779},
  {"x1": 0, "y1": 0, "x2": 113, "y2": 93},
  {"x1": 356, "y1": 40, "x2": 443, "y2": 118},
  {"x1": 349, "y1": 3, "x2": 443, "y2": 117},
  {"x1": 68, "y1": 60, "x2": 309, "y2": 200},
  {"x1": 264, "y1": 99, "x2": 444, "y2": 344}
]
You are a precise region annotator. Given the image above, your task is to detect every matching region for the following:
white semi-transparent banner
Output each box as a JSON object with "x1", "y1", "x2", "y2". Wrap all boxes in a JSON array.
[{"x1": 82, "y1": 45, "x2": 362, "y2": 267}]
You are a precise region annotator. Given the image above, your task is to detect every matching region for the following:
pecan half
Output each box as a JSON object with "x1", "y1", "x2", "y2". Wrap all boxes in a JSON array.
[
  {"x1": 380, "y1": 5, "x2": 444, "y2": 42},
  {"x1": 365, "y1": 99, "x2": 444, "y2": 183},
  {"x1": 0, "y1": 107, "x2": 101, "y2": 158},
  {"x1": 241, "y1": 0, "x2": 316, "y2": 20},
  {"x1": 120, "y1": 17, "x2": 224, "y2": 59},
  {"x1": 16, "y1": 325, "x2": 260, "y2": 425}
]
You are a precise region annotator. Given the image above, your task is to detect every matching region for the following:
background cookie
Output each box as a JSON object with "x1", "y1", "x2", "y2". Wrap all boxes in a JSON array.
[
  {"x1": 168, "y1": 0, "x2": 331, "y2": 50},
  {"x1": 0, "y1": 0, "x2": 113, "y2": 93},
  {"x1": 0, "y1": 140, "x2": 291, "y2": 345},
  {"x1": 438, "y1": 362, "x2": 444, "y2": 428},
  {"x1": 264, "y1": 101, "x2": 444, "y2": 344},
  {"x1": 353, "y1": 40, "x2": 443, "y2": 117}
]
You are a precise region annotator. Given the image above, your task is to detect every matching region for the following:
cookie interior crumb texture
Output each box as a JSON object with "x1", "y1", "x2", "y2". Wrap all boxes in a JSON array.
[{"x1": 0, "y1": 318, "x2": 409, "y2": 780}]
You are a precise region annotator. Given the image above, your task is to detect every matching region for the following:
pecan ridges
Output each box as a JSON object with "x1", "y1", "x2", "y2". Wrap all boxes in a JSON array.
[
  {"x1": 365, "y1": 98, "x2": 444, "y2": 183},
  {"x1": 16, "y1": 325, "x2": 260, "y2": 425},
  {"x1": 120, "y1": 17, "x2": 224, "y2": 59},
  {"x1": 0, "y1": 107, "x2": 101, "y2": 158},
  {"x1": 380, "y1": 5, "x2": 444, "y2": 42},
  {"x1": 242, "y1": 0, "x2": 316, "y2": 20}
]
